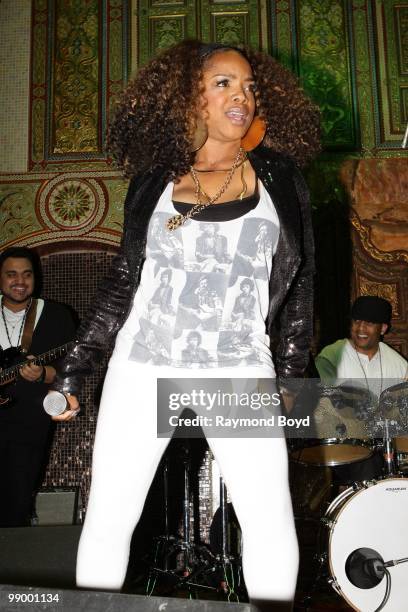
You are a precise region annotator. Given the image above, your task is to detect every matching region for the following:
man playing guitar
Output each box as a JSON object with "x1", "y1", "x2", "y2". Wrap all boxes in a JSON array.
[{"x1": 0, "y1": 247, "x2": 77, "y2": 526}]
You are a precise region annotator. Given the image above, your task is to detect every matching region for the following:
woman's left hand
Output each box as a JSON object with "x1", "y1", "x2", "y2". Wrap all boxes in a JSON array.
[{"x1": 51, "y1": 393, "x2": 80, "y2": 422}]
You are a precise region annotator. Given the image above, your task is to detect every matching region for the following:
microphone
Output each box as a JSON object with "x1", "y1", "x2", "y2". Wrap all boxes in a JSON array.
[
  {"x1": 346, "y1": 548, "x2": 385, "y2": 588},
  {"x1": 43, "y1": 391, "x2": 68, "y2": 416}
]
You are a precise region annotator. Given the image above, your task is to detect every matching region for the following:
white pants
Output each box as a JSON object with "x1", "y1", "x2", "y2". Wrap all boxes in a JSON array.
[{"x1": 76, "y1": 362, "x2": 299, "y2": 603}]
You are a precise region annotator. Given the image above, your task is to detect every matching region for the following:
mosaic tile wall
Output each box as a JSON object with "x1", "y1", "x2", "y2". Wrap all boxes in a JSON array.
[
  {"x1": 0, "y1": 0, "x2": 31, "y2": 172},
  {"x1": 40, "y1": 250, "x2": 116, "y2": 515}
]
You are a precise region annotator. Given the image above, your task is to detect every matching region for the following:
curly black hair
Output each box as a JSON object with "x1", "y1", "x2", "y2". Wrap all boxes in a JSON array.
[{"x1": 108, "y1": 40, "x2": 320, "y2": 181}]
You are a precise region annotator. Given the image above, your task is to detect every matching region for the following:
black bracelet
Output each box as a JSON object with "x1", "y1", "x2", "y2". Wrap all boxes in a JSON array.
[{"x1": 35, "y1": 366, "x2": 46, "y2": 383}]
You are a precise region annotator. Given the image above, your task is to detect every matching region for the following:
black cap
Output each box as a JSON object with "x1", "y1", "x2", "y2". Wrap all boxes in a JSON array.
[{"x1": 351, "y1": 296, "x2": 392, "y2": 325}]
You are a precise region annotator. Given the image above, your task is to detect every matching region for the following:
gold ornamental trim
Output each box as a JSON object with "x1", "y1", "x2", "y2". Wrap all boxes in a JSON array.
[
  {"x1": 358, "y1": 278, "x2": 399, "y2": 318},
  {"x1": 350, "y1": 210, "x2": 408, "y2": 264}
]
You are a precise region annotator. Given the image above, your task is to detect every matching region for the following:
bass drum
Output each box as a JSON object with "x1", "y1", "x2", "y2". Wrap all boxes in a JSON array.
[{"x1": 322, "y1": 478, "x2": 408, "y2": 611}]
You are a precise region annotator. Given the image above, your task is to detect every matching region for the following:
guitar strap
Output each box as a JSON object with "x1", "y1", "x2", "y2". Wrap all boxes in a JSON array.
[{"x1": 20, "y1": 298, "x2": 38, "y2": 354}]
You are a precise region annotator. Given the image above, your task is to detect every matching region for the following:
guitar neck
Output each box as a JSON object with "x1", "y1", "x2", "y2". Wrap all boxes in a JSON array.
[{"x1": 0, "y1": 343, "x2": 71, "y2": 386}]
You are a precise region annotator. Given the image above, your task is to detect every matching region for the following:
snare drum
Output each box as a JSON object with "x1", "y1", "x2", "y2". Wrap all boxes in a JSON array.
[
  {"x1": 290, "y1": 438, "x2": 373, "y2": 467},
  {"x1": 321, "y1": 478, "x2": 408, "y2": 611},
  {"x1": 305, "y1": 393, "x2": 376, "y2": 466}
]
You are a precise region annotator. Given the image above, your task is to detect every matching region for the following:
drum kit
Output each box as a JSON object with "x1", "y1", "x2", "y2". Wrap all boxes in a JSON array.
[
  {"x1": 142, "y1": 382, "x2": 408, "y2": 610},
  {"x1": 290, "y1": 381, "x2": 408, "y2": 612}
]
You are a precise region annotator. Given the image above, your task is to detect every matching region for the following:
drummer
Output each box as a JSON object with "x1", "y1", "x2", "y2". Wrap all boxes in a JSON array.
[
  {"x1": 316, "y1": 295, "x2": 407, "y2": 387},
  {"x1": 315, "y1": 295, "x2": 407, "y2": 482}
]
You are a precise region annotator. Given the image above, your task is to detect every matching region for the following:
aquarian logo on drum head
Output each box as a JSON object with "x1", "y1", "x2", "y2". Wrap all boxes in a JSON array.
[{"x1": 385, "y1": 486, "x2": 407, "y2": 491}]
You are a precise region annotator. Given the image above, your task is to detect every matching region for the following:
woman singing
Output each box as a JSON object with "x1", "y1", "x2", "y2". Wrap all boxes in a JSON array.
[{"x1": 52, "y1": 40, "x2": 320, "y2": 611}]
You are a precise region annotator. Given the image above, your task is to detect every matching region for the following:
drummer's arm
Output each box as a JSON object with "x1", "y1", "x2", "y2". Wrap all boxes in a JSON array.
[{"x1": 314, "y1": 397, "x2": 346, "y2": 439}]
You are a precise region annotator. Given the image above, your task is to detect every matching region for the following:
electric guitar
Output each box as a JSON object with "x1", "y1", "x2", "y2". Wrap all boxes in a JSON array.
[{"x1": 0, "y1": 342, "x2": 72, "y2": 406}]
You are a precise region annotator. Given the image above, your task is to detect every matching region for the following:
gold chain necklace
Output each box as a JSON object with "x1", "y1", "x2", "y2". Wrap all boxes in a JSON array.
[
  {"x1": 195, "y1": 161, "x2": 248, "y2": 202},
  {"x1": 166, "y1": 148, "x2": 246, "y2": 231}
]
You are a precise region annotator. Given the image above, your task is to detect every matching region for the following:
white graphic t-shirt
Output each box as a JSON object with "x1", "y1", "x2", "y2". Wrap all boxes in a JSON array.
[{"x1": 111, "y1": 181, "x2": 280, "y2": 370}]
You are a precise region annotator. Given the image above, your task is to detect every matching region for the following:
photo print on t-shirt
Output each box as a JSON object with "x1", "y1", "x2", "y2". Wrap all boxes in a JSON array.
[
  {"x1": 176, "y1": 272, "x2": 227, "y2": 332},
  {"x1": 231, "y1": 217, "x2": 279, "y2": 283},
  {"x1": 217, "y1": 330, "x2": 261, "y2": 366},
  {"x1": 173, "y1": 329, "x2": 217, "y2": 368},
  {"x1": 147, "y1": 212, "x2": 184, "y2": 274},
  {"x1": 129, "y1": 317, "x2": 172, "y2": 365},
  {"x1": 146, "y1": 268, "x2": 177, "y2": 327},
  {"x1": 193, "y1": 222, "x2": 232, "y2": 274},
  {"x1": 221, "y1": 276, "x2": 258, "y2": 333}
]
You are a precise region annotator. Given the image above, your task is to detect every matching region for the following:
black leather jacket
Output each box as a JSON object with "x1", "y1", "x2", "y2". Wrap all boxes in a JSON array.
[{"x1": 53, "y1": 146, "x2": 314, "y2": 396}]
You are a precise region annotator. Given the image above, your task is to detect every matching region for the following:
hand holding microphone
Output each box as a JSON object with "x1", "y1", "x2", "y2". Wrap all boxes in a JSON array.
[{"x1": 43, "y1": 391, "x2": 80, "y2": 421}]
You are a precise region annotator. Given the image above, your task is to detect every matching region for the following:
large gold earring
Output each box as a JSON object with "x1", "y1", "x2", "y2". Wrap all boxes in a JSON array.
[
  {"x1": 190, "y1": 117, "x2": 208, "y2": 152},
  {"x1": 241, "y1": 116, "x2": 267, "y2": 151}
]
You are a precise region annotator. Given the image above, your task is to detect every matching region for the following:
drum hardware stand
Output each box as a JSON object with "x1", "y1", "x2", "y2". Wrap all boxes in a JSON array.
[
  {"x1": 375, "y1": 418, "x2": 398, "y2": 477},
  {"x1": 202, "y1": 476, "x2": 242, "y2": 600},
  {"x1": 381, "y1": 418, "x2": 395, "y2": 476},
  {"x1": 298, "y1": 547, "x2": 333, "y2": 610},
  {"x1": 378, "y1": 382, "x2": 408, "y2": 474},
  {"x1": 145, "y1": 456, "x2": 175, "y2": 595},
  {"x1": 146, "y1": 448, "x2": 243, "y2": 599},
  {"x1": 145, "y1": 445, "x2": 216, "y2": 597},
  {"x1": 172, "y1": 475, "x2": 243, "y2": 601}
]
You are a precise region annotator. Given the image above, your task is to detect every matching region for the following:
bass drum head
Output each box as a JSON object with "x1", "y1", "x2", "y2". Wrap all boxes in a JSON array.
[{"x1": 328, "y1": 478, "x2": 408, "y2": 611}]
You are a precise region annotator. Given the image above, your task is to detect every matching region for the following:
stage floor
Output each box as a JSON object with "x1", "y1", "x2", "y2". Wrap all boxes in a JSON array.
[{"x1": 0, "y1": 525, "x2": 353, "y2": 610}]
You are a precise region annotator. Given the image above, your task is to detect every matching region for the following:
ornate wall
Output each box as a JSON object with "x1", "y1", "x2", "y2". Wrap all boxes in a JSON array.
[
  {"x1": 1, "y1": 1, "x2": 406, "y2": 334},
  {"x1": 1, "y1": 1, "x2": 407, "y2": 253},
  {"x1": 0, "y1": 0, "x2": 407, "y2": 500},
  {"x1": 1, "y1": 0, "x2": 130, "y2": 250}
]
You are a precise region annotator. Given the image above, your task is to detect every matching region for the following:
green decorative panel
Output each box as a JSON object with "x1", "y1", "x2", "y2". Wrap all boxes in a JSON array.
[
  {"x1": 31, "y1": 1, "x2": 48, "y2": 165},
  {"x1": 103, "y1": 178, "x2": 131, "y2": 230},
  {"x1": 0, "y1": 184, "x2": 43, "y2": 244},
  {"x1": 109, "y1": 0, "x2": 128, "y2": 91},
  {"x1": 296, "y1": 0, "x2": 359, "y2": 150},
  {"x1": 268, "y1": 0, "x2": 297, "y2": 69},
  {"x1": 211, "y1": 12, "x2": 249, "y2": 45},
  {"x1": 136, "y1": 0, "x2": 262, "y2": 63},
  {"x1": 349, "y1": 0, "x2": 376, "y2": 154},
  {"x1": 137, "y1": 0, "x2": 197, "y2": 64},
  {"x1": 29, "y1": 0, "x2": 129, "y2": 168},
  {"x1": 51, "y1": 0, "x2": 100, "y2": 155},
  {"x1": 201, "y1": 0, "x2": 261, "y2": 48},
  {"x1": 396, "y1": 6, "x2": 408, "y2": 75},
  {"x1": 150, "y1": 15, "x2": 187, "y2": 51},
  {"x1": 370, "y1": 1, "x2": 408, "y2": 148}
]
